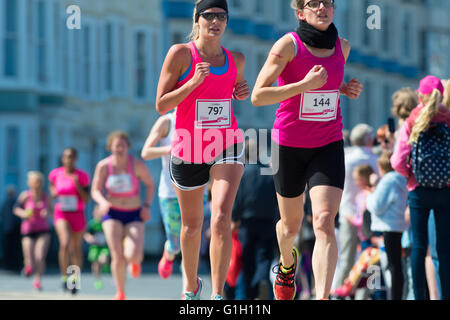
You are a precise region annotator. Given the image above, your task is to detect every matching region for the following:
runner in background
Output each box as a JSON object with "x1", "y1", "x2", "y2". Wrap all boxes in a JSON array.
[
  {"x1": 49, "y1": 148, "x2": 90, "y2": 295},
  {"x1": 13, "y1": 171, "x2": 52, "y2": 291},
  {"x1": 91, "y1": 131, "x2": 155, "y2": 300}
]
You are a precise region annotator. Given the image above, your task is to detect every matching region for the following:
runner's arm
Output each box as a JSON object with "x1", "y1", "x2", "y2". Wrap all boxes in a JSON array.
[
  {"x1": 156, "y1": 44, "x2": 205, "y2": 114},
  {"x1": 141, "y1": 116, "x2": 171, "y2": 161},
  {"x1": 251, "y1": 35, "x2": 312, "y2": 106}
]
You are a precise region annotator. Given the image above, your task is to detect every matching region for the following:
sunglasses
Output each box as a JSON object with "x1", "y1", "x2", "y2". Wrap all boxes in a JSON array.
[
  {"x1": 199, "y1": 12, "x2": 228, "y2": 22},
  {"x1": 303, "y1": 0, "x2": 335, "y2": 9}
]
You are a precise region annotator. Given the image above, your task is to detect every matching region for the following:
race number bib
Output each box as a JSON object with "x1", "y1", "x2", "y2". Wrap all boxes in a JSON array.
[
  {"x1": 59, "y1": 196, "x2": 78, "y2": 212},
  {"x1": 106, "y1": 174, "x2": 133, "y2": 194},
  {"x1": 195, "y1": 99, "x2": 231, "y2": 129},
  {"x1": 299, "y1": 90, "x2": 339, "y2": 122}
]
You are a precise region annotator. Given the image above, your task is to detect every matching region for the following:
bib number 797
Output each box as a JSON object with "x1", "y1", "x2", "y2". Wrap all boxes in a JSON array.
[{"x1": 208, "y1": 106, "x2": 223, "y2": 116}]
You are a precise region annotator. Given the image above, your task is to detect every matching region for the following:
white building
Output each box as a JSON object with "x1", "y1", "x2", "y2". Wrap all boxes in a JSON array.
[{"x1": 0, "y1": 0, "x2": 166, "y2": 255}]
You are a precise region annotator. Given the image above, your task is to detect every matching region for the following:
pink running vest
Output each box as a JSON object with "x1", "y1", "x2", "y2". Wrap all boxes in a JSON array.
[
  {"x1": 171, "y1": 42, "x2": 243, "y2": 164},
  {"x1": 21, "y1": 191, "x2": 50, "y2": 235},
  {"x1": 105, "y1": 155, "x2": 140, "y2": 198},
  {"x1": 272, "y1": 32, "x2": 345, "y2": 148}
]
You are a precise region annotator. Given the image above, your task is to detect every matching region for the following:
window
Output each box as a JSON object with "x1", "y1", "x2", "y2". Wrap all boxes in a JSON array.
[
  {"x1": 54, "y1": 0, "x2": 61, "y2": 87},
  {"x1": 5, "y1": 126, "x2": 20, "y2": 186},
  {"x1": 73, "y1": 28, "x2": 81, "y2": 94},
  {"x1": 105, "y1": 23, "x2": 113, "y2": 92},
  {"x1": 4, "y1": 0, "x2": 18, "y2": 77},
  {"x1": 152, "y1": 31, "x2": 159, "y2": 98},
  {"x1": 118, "y1": 24, "x2": 126, "y2": 95},
  {"x1": 255, "y1": 0, "x2": 264, "y2": 15},
  {"x1": 172, "y1": 32, "x2": 183, "y2": 45},
  {"x1": 402, "y1": 12, "x2": 411, "y2": 59},
  {"x1": 362, "y1": 0, "x2": 371, "y2": 48},
  {"x1": 382, "y1": 5, "x2": 390, "y2": 53},
  {"x1": 37, "y1": 0, "x2": 47, "y2": 84},
  {"x1": 61, "y1": 16, "x2": 70, "y2": 91},
  {"x1": 27, "y1": 0, "x2": 36, "y2": 81},
  {"x1": 135, "y1": 31, "x2": 147, "y2": 98},
  {"x1": 426, "y1": 31, "x2": 450, "y2": 78},
  {"x1": 96, "y1": 23, "x2": 105, "y2": 98},
  {"x1": 231, "y1": 0, "x2": 242, "y2": 9},
  {"x1": 83, "y1": 25, "x2": 91, "y2": 96},
  {"x1": 280, "y1": 0, "x2": 291, "y2": 22}
]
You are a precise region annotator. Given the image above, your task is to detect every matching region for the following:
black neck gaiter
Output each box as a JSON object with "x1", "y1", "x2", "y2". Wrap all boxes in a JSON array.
[{"x1": 296, "y1": 20, "x2": 338, "y2": 49}]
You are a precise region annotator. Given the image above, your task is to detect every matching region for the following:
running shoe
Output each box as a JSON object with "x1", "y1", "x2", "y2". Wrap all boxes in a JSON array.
[
  {"x1": 128, "y1": 263, "x2": 142, "y2": 279},
  {"x1": 158, "y1": 251, "x2": 174, "y2": 279},
  {"x1": 212, "y1": 294, "x2": 224, "y2": 300},
  {"x1": 331, "y1": 282, "x2": 353, "y2": 298},
  {"x1": 94, "y1": 279, "x2": 103, "y2": 290},
  {"x1": 33, "y1": 280, "x2": 42, "y2": 291},
  {"x1": 273, "y1": 247, "x2": 299, "y2": 300},
  {"x1": 184, "y1": 277, "x2": 203, "y2": 300},
  {"x1": 22, "y1": 265, "x2": 33, "y2": 277},
  {"x1": 113, "y1": 291, "x2": 126, "y2": 300}
]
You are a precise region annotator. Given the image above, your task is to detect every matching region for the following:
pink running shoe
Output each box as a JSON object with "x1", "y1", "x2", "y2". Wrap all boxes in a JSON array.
[
  {"x1": 158, "y1": 253, "x2": 174, "y2": 279},
  {"x1": 33, "y1": 280, "x2": 42, "y2": 291},
  {"x1": 332, "y1": 282, "x2": 353, "y2": 298},
  {"x1": 113, "y1": 291, "x2": 126, "y2": 300},
  {"x1": 23, "y1": 265, "x2": 33, "y2": 277},
  {"x1": 128, "y1": 263, "x2": 141, "y2": 279}
]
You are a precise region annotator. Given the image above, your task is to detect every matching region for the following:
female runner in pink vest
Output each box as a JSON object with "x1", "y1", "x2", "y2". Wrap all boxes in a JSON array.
[
  {"x1": 91, "y1": 131, "x2": 155, "y2": 300},
  {"x1": 13, "y1": 171, "x2": 51, "y2": 291},
  {"x1": 49, "y1": 147, "x2": 90, "y2": 294},
  {"x1": 156, "y1": 0, "x2": 249, "y2": 300},
  {"x1": 252, "y1": 0, "x2": 363, "y2": 300}
]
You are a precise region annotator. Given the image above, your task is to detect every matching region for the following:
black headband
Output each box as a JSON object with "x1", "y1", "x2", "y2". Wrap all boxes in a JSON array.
[{"x1": 195, "y1": 0, "x2": 228, "y2": 22}]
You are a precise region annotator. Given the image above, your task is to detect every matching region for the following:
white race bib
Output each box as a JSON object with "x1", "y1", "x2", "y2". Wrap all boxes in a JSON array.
[
  {"x1": 59, "y1": 196, "x2": 78, "y2": 212},
  {"x1": 195, "y1": 99, "x2": 231, "y2": 128},
  {"x1": 106, "y1": 174, "x2": 133, "y2": 194},
  {"x1": 299, "y1": 90, "x2": 339, "y2": 122}
]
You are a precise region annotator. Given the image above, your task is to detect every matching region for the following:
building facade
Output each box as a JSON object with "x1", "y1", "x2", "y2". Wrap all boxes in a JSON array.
[{"x1": 0, "y1": 0, "x2": 166, "y2": 255}]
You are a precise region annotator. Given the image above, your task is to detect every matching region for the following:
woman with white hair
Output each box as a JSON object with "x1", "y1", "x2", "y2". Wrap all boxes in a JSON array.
[{"x1": 13, "y1": 171, "x2": 52, "y2": 291}]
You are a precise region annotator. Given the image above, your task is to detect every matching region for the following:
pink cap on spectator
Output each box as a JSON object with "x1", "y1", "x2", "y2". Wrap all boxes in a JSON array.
[{"x1": 417, "y1": 75, "x2": 444, "y2": 95}]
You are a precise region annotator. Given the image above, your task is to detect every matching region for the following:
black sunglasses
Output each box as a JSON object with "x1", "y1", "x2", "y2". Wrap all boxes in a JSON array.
[
  {"x1": 303, "y1": 0, "x2": 335, "y2": 9},
  {"x1": 199, "y1": 12, "x2": 228, "y2": 22}
]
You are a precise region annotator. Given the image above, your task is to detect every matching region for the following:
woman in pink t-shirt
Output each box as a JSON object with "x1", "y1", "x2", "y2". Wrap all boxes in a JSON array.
[
  {"x1": 48, "y1": 147, "x2": 90, "y2": 294},
  {"x1": 13, "y1": 171, "x2": 51, "y2": 291},
  {"x1": 252, "y1": 0, "x2": 362, "y2": 300},
  {"x1": 155, "y1": 0, "x2": 249, "y2": 300}
]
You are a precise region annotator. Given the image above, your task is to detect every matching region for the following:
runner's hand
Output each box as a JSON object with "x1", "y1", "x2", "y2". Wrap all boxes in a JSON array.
[
  {"x1": 140, "y1": 206, "x2": 151, "y2": 222},
  {"x1": 341, "y1": 78, "x2": 363, "y2": 99},
  {"x1": 303, "y1": 65, "x2": 328, "y2": 91},
  {"x1": 191, "y1": 62, "x2": 210, "y2": 87},
  {"x1": 98, "y1": 201, "x2": 111, "y2": 217},
  {"x1": 233, "y1": 80, "x2": 250, "y2": 100}
]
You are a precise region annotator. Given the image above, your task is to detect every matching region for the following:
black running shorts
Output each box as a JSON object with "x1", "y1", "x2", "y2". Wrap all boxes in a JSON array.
[
  {"x1": 272, "y1": 140, "x2": 345, "y2": 198},
  {"x1": 170, "y1": 143, "x2": 245, "y2": 191}
]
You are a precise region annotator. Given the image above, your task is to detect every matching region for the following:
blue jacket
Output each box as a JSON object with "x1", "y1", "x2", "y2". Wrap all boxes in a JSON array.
[{"x1": 366, "y1": 171, "x2": 409, "y2": 232}]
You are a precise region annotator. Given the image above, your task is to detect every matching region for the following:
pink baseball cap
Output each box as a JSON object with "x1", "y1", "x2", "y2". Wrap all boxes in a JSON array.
[{"x1": 417, "y1": 75, "x2": 444, "y2": 95}]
